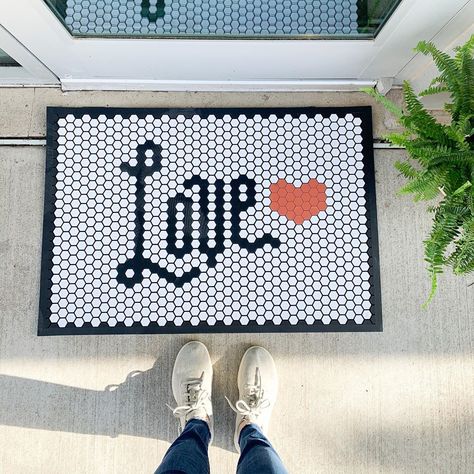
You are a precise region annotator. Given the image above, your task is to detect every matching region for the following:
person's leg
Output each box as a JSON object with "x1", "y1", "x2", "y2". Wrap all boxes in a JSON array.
[
  {"x1": 155, "y1": 341, "x2": 214, "y2": 474},
  {"x1": 226, "y1": 346, "x2": 288, "y2": 474},
  {"x1": 154, "y1": 419, "x2": 211, "y2": 474},
  {"x1": 236, "y1": 424, "x2": 288, "y2": 474}
]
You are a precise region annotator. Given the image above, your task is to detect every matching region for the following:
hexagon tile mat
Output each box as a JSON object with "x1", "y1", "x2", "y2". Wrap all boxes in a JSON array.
[{"x1": 38, "y1": 106, "x2": 382, "y2": 335}]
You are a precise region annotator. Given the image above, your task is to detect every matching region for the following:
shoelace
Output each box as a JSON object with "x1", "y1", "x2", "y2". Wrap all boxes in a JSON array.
[
  {"x1": 167, "y1": 372, "x2": 211, "y2": 424},
  {"x1": 225, "y1": 367, "x2": 270, "y2": 421}
]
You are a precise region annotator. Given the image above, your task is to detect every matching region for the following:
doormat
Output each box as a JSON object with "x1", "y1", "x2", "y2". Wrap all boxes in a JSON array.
[{"x1": 39, "y1": 107, "x2": 382, "y2": 335}]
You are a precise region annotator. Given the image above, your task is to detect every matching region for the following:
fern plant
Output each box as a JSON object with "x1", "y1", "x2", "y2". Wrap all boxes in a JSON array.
[{"x1": 364, "y1": 35, "x2": 474, "y2": 303}]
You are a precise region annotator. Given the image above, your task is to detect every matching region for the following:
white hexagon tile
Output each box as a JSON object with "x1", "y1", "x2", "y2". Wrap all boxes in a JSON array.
[{"x1": 39, "y1": 107, "x2": 382, "y2": 335}]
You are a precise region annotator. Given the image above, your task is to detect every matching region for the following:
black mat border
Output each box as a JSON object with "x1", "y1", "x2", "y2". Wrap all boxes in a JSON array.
[{"x1": 38, "y1": 106, "x2": 382, "y2": 336}]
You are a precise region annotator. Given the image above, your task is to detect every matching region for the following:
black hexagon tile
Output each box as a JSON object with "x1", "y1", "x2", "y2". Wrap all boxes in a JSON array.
[{"x1": 39, "y1": 107, "x2": 382, "y2": 335}]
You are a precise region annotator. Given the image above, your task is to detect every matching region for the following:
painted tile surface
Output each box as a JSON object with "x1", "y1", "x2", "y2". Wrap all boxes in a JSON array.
[{"x1": 39, "y1": 107, "x2": 381, "y2": 334}]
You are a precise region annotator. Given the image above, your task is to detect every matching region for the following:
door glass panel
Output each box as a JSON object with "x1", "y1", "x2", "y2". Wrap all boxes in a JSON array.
[
  {"x1": 0, "y1": 48, "x2": 20, "y2": 66},
  {"x1": 44, "y1": 0, "x2": 401, "y2": 38}
]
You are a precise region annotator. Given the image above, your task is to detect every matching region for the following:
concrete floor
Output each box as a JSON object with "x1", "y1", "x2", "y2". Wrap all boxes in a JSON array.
[{"x1": 0, "y1": 88, "x2": 473, "y2": 474}]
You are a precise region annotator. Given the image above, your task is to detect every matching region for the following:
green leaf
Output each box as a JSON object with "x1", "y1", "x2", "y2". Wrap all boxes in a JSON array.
[
  {"x1": 394, "y1": 160, "x2": 420, "y2": 179},
  {"x1": 419, "y1": 85, "x2": 449, "y2": 97},
  {"x1": 361, "y1": 87, "x2": 403, "y2": 119},
  {"x1": 428, "y1": 150, "x2": 474, "y2": 168},
  {"x1": 423, "y1": 196, "x2": 465, "y2": 302},
  {"x1": 399, "y1": 168, "x2": 447, "y2": 201}
]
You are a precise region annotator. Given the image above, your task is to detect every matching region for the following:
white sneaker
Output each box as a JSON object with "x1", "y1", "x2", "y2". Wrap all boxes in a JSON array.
[
  {"x1": 226, "y1": 346, "x2": 278, "y2": 452},
  {"x1": 168, "y1": 341, "x2": 214, "y2": 442}
]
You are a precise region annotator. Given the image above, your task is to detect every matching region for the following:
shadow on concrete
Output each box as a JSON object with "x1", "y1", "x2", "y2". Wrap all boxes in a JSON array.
[
  {"x1": 0, "y1": 365, "x2": 174, "y2": 442},
  {"x1": 0, "y1": 340, "x2": 252, "y2": 453}
]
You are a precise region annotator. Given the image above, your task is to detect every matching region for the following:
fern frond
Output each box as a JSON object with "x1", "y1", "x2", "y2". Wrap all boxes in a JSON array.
[
  {"x1": 423, "y1": 196, "x2": 465, "y2": 302},
  {"x1": 447, "y1": 216, "x2": 474, "y2": 275},
  {"x1": 457, "y1": 46, "x2": 474, "y2": 121},
  {"x1": 428, "y1": 150, "x2": 474, "y2": 168},
  {"x1": 361, "y1": 87, "x2": 403, "y2": 119},
  {"x1": 443, "y1": 123, "x2": 471, "y2": 149},
  {"x1": 394, "y1": 160, "x2": 420, "y2": 179},
  {"x1": 399, "y1": 168, "x2": 448, "y2": 201},
  {"x1": 428, "y1": 75, "x2": 445, "y2": 87},
  {"x1": 453, "y1": 34, "x2": 474, "y2": 55},
  {"x1": 419, "y1": 85, "x2": 449, "y2": 97},
  {"x1": 401, "y1": 82, "x2": 454, "y2": 147},
  {"x1": 402, "y1": 140, "x2": 453, "y2": 167},
  {"x1": 415, "y1": 40, "x2": 461, "y2": 97}
]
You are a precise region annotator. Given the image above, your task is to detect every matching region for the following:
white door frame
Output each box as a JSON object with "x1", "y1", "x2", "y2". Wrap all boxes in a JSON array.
[
  {"x1": 0, "y1": 0, "x2": 471, "y2": 91},
  {"x1": 0, "y1": 24, "x2": 58, "y2": 85},
  {"x1": 396, "y1": 0, "x2": 474, "y2": 101}
]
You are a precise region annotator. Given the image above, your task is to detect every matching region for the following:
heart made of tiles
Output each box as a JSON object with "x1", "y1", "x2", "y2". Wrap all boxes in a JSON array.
[{"x1": 269, "y1": 179, "x2": 327, "y2": 224}]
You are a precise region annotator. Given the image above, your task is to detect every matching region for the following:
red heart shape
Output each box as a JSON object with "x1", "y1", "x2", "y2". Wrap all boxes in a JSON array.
[{"x1": 269, "y1": 179, "x2": 327, "y2": 224}]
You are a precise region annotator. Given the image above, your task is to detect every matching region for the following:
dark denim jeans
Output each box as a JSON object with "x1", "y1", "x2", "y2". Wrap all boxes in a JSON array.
[{"x1": 155, "y1": 419, "x2": 288, "y2": 474}]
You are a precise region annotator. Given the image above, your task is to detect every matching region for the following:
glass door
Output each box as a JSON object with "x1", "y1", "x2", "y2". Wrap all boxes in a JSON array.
[
  {"x1": 42, "y1": 0, "x2": 401, "y2": 39},
  {"x1": 0, "y1": 0, "x2": 471, "y2": 90},
  {"x1": 0, "y1": 47, "x2": 19, "y2": 66}
]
